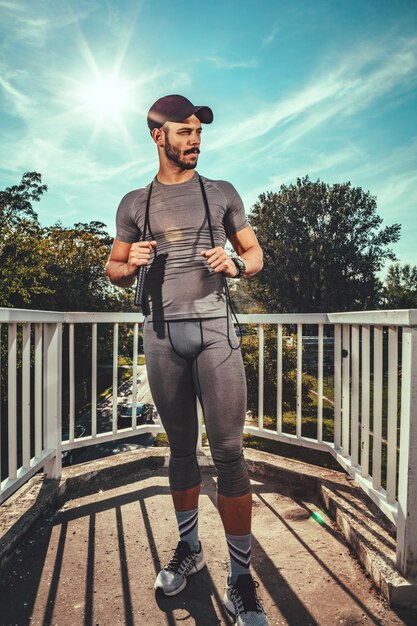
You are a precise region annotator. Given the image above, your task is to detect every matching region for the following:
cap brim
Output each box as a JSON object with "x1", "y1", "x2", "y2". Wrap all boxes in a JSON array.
[{"x1": 194, "y1": 106, "x2": 213, "y2": 124}]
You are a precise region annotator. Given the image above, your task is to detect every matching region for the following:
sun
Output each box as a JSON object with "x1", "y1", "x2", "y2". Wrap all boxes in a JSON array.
[{"x1": 80, "y1": 75, "x2": 132, "y2": 119}]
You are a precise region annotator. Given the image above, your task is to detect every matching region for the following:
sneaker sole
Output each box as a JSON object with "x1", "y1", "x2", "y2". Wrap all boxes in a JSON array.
[
  {"x1": 224, "y1": 595, "x2": 237, "y2": 621},
  {"x1": 224, "y1": 597, "x2": 270, "y2": 626},
  {"x1": 154, "y1": 556, "x2": 206, "y2": 597}
]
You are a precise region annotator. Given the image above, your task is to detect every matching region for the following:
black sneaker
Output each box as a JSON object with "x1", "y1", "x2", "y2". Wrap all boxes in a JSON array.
[{"x1": 224, "y1": 573, "x2": 269, "y2": 625}]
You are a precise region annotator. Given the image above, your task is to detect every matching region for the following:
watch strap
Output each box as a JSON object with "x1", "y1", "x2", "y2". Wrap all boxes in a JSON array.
[{"x1": 232, "y1": 256, "x2": 246, "y2": 278}]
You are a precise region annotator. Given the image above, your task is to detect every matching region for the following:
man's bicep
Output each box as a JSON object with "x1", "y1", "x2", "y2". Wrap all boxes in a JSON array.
[
  {"x1": 228, "y1": 225, "x2": 259, "y2": 256},
  {"x1": 108, "y1": 239, "x2": 132, "y2": 263}
]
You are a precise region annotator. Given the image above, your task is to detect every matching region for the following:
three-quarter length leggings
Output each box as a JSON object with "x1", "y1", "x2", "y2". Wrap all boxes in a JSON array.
[{"x1": 142, "y1": 316, "x2": 251, "y2": 497}]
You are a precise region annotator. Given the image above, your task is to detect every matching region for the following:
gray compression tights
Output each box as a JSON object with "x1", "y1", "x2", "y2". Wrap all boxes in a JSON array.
[{"x1": 143, "y1": 316, "x2": 251, "y2": 497}]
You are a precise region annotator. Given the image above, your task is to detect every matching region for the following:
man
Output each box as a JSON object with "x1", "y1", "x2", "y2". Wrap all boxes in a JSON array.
[{"x1": 106, "y1": 94, "x2": 268, "y2": 626}]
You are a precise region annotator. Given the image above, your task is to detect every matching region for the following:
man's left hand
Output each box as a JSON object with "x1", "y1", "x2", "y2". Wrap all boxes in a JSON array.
[{"x1": 200, "y1": 246, "x2": 238, "y2": 277}]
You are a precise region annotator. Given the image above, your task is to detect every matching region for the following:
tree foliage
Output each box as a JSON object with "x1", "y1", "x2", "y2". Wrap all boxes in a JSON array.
[
  {"x1": 382, "y1": 263, "x2": 417, "y2": 309},
  {"x1": 0, "y1": 173, "x2": 136, "y2": 415},
  {"x1": 0, "y1": 172, "x2": 50, "y2": 306},
  {"x1": 0, "y1": 171, "x2": 47, "y2": 225},
  {"x1": 0, "y1": 172, "x2": 131, "y2": 312},
  {"x1": 244, "y1": 176, "x2": 401, "y2": 313}
]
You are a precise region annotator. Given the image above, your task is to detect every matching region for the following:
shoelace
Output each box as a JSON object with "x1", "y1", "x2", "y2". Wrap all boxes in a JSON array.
[
  {"x1": 165, "y1": 542, "x2": 195, "y2": 574},
  {"x1": 231, "y1": 576, "x2": 263, "y2": 614}
]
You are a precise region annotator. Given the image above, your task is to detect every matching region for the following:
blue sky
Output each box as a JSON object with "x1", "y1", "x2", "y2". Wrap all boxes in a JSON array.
[{"x1": 1, "y1": 0, "x2": 417, "y2": 269}]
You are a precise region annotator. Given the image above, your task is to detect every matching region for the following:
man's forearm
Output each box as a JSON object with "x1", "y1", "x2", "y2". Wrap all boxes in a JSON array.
[
  {"x1": 239, "y1": 246, "x2": 263, "y2": 279},
  {"x1": 106, "y1": 260, "x2": 137, "y2": 288}
]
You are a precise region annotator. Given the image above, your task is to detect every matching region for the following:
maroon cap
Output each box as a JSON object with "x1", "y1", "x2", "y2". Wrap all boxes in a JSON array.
[{"x1": 147, "y1": 94, "x2": 214, "y2": 130}]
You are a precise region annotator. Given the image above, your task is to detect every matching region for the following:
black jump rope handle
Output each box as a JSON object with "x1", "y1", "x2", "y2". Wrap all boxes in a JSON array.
[{"x1": 134, "y1": 265, "x2": 146, "y2": 307}]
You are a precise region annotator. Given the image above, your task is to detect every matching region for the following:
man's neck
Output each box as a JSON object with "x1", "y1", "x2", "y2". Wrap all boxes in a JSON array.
[{"x1": 156, "y1": 163, "x2": 197, "y2": 185}]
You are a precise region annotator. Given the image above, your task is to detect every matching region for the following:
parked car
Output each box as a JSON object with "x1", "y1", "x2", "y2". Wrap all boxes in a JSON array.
[
  {"x1": 62, "y1": 423, "x2": 87, "y2": 466},
  {"x1": 117, "y1": 402, "x2": 154, "y2": 428}
]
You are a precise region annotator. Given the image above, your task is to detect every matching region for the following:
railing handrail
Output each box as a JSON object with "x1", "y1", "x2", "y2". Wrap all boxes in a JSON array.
[
  {"x1": 2, "y1": 307, "x2": 417, "y2": 326},
  {"x1": 63, "y1": 312, "x2": 146, "y2": 323},
  {"x1": 0, "y1": 308, "x2": 65, "y2": 323},
  {"x1": 328, "y1": 309, "x2": 417, "y2": 326}
]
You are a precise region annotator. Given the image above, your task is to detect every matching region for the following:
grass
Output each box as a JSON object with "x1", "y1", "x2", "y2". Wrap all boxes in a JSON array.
[
  {"x1": 259, "y1": 404, "x2": 335, "y2": 442},
  {"x1": 155, "y1": 433, "x2": 209, "y2": 447},
  {"x1": 118, "y1": 355, "x2": 146, "y2": 367}
]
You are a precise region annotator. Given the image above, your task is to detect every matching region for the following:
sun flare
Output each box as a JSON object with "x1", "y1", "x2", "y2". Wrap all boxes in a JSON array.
[{"x1": 80, "y1": 75, "x2": 132, "y2": 119}]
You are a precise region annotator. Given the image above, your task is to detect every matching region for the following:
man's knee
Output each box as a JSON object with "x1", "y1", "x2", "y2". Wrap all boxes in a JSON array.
[
  {"x1": 212, "y1": 448, "x2": 251, "y2": 497},
  {"x1": 169, "y1": 452, "x2": 201, "y2": 491}
]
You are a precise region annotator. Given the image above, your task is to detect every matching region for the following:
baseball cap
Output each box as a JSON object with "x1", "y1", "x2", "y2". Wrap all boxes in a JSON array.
[{"x1": 147, "y1": 94, "x2": 214, "y2": 130}]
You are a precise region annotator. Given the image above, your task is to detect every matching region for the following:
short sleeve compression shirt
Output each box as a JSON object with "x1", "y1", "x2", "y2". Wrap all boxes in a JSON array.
[{"x1": 115, "y1": 172, "x2": 248, "y2": 321}]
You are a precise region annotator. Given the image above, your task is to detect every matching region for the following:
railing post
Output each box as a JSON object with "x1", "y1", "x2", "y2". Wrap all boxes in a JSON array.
[
  {"x1": 8, "y1": 324, "x2": 17, "y2": 480},
  {"x1": 317, "y1": 324, "x2": 324, "y2": 442},
  {"x1": 196, "y1": 398, "x2": 203, "y2": 452},
  {"x1": 258, "y1": 324, "x2": 264, "y2": 430},
  {"x1": 43, "y1": 323, "x2": 62, "y2": 479},
  {"x1": 361, "y1": 325, "x2": 370, "y2": 477},
  {"x1": 296, "y1": 324, "x2": 302, "y2": 438},
  {"x1": 276, "y1": 324, "x2": 283, "y2": 434},
  {"x1": 334, "y1": 324, "x2": 342, "y2": 450},
  {"x1": 112, "y1": 323, "x2": 119, "y2": 433},
  {"x1": 396, "y1": 325, "x2": 417, "y2": 579},
  {"x1": 341, "y1": 324, "x2": 350, "y2": 457}
]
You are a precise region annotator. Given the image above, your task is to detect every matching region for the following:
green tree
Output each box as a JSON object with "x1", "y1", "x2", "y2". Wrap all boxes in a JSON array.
[
  {"x1": 382, "y1": 263, "x2": 417, "y2": 309},
  {"x1": 243, "y1": 176, "x2": 401, "y2": 313},
  {"x1": 0, "y1": 173, "x2": 137, "y2": 420},
  {"x1": 0, "y1": 172, "x2": 52, "y2": 307},
  {"x1": 0, "y1": 172, "x2": 130, "y2": 313},
  {"x1": 39, "y1": 221, "x2": 117, "y2": 312},
  {"x1": 0, "y1": 171, "x2": 46, "y2": 225}
]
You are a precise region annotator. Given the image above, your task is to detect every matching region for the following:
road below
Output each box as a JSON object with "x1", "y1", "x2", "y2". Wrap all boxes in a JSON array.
[{"x1": 64, "y1": 364, "x2": 158, "y2": 465}]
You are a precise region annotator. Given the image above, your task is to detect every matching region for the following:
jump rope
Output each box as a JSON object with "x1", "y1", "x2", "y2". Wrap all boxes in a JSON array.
[{"x1": 134, "y1": 174, "x2": 244, "y2": 350}]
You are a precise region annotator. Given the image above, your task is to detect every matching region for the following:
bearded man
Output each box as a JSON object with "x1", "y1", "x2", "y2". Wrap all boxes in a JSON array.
[{"x1": 106, "y1": 95, "x2": 268, "y2": 626}]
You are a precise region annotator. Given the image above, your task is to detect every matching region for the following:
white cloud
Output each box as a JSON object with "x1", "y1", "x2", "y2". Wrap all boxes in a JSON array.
[
  {"x1": 204, "y1": 56, "x2": 258, "y2": 69},
  {"x1": 207, "y1": 36, "x2": 417, "y2": 155},
  {"x1": 0, "y1": 1, "x2": 24, "y2": 11},
  {"x1": 0, "y1": 75, "x2": 32, "y2": 118},
  {"x1": 169, "y1": 72, "x2": 192, "y2": 89},
  {"x1": 377, "y1": 170, "x2": 417, "y2": 217},
  {"x1": 262, "y1": 27, "x2": 280, "y2": 48},
  {"x1": 207, "y1": 78, "x2": 338, "y2": 151},
  {"x1": 0, "y1": 1, "x2": 99, "y2": 47},
  {"x1": 268, "y1": 145, "x2": 365, "y2": 187}
]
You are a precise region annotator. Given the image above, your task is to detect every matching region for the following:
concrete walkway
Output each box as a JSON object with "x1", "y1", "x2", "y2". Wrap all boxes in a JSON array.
[{"x1": 1, "y1": 450, "x2": 416, "y2": 625}]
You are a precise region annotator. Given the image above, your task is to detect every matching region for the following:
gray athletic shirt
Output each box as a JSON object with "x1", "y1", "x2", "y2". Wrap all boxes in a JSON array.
[{"x1": 115, "y1": 172, "x2": 248, "y2": 321}]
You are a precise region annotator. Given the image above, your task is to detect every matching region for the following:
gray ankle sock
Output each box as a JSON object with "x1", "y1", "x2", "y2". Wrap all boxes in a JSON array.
[
  {"x1": 226, "y1": 532, "x2": 251, "y2": 583},
  {"x1": 175, "y1": 508, "x2": 199, "y2": 552}
]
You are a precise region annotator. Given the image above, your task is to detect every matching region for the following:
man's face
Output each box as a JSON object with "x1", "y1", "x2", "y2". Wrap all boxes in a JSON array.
[{"x1": 162, "y1": 115, "x2": 202, "y2": 170}]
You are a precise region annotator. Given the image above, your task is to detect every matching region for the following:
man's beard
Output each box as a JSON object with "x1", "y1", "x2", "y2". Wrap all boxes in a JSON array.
[{"x1": 164, "y1": 137, "x2": 199, "y2": 170}]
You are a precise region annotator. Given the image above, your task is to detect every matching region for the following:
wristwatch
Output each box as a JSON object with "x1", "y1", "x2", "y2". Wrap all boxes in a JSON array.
[{"x1": 231, "y1": 256, "x2": 246, "y2": 278}]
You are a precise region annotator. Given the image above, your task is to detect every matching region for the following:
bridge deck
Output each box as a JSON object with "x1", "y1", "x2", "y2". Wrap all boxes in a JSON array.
[{"x1": 0, "y1": 451, "x2": 416, "y2": 625}]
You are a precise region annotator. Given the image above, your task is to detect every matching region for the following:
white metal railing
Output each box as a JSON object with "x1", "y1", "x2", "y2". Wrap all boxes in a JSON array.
[{"x1": 0, "y1": 307, "x2": 416, "y2": 581}]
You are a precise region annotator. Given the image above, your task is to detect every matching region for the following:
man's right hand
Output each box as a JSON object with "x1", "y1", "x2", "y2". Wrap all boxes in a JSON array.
[{"x1": 125, "y1": 240, "x2": 157, "y2": 277}]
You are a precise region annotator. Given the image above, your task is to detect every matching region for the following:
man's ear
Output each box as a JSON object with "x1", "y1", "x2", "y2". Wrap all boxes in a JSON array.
[{"x1": 151, "y1": 128, "x2": 164, "y2": 147}]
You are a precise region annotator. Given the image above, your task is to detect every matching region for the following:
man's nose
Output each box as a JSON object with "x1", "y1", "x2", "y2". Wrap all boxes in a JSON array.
[{"x1": 190, "y1": 132, "x2": 201, "y2": 145}]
